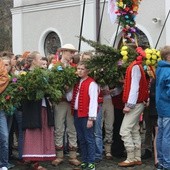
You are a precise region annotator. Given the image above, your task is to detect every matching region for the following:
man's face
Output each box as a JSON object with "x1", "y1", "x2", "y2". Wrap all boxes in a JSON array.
[
  {"x1": 63, "y1": 50, "x2": 75, "y2": 62},
  {"x1": 77, "y1": 64, "x2": 88, "y2": 78}
]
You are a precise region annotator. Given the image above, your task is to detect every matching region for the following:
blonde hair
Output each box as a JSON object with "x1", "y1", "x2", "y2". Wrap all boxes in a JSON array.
[
  {"x1": 47, "y1": 54, "x2": 55, "y2": 64},
  {"x1": 81, "y1": 52, "x2": 93, "y2": 60},
  {"x1": 26, "y1": 51, "x2": 40, "y2": 68}
]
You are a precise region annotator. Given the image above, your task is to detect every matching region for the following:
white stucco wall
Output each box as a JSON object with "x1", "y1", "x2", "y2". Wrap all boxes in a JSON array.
[
  {"x1": 22, "y1": 5, "x2": 81, "y2": 54},
  {"x1": 137, "y1": 0, "x2": 166, "y2": 49},
  {"x1": 165, "y1": 0, "x2": 170, "y2": 45},
  {"x1": 11, "y1": 0, "x2": 97, "y2": 54}
]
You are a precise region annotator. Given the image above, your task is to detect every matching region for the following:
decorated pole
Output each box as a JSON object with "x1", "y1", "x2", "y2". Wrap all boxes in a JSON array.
[
  {"x1": 78, "y1": 0, "x2": 86, "y2": 52},
  {"x1": 155, "y1": 9, "x2": 170, "y2": 49},
  {"x1": 97, "y1": 0, "x2": 106, "y2": 42},
  {"x1": 115, "y1": 0, "x2": 142, "y2": 45}
]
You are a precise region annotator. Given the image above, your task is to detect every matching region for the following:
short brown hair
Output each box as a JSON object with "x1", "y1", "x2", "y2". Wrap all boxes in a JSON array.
[
  {"x1": 0, "y1": 51, "x2": 14, "y2": 59},
  {"x1": 77, "y1": 60, "x2": 89, "y2": 69},
  {"x1": 160, "y1": 46, "x2": 170, "y2": 60},
  {"x1": 81, "y1": 52, "x2": 93, "y2": 60}
]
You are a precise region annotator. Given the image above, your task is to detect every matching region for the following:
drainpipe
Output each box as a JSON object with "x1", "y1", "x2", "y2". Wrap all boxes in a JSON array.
[{"x1": 96, "y1": 0, "x2": 100, "y2": 43}]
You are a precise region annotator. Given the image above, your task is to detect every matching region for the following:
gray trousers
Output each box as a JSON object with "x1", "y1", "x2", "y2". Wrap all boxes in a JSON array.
[
  {"x1": 102, "y1": 98, "x2": 114, "y2": 143},
  {"x1": 120, "y1": 103, "x2": 144, "y2": 161},
  {"x1": 54, "y1": 101, "x2": 77, "y2": 148}
]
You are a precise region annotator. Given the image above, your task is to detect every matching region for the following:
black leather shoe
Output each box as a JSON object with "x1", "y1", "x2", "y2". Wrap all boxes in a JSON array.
[{"x1": 141, "y1": 149, "x2": 152, "y2": 159}]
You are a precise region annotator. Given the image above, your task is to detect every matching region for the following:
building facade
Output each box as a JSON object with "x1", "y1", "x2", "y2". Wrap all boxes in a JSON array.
[{"x1": 11, "y1": 0, "x2": 170, "y2": 56}]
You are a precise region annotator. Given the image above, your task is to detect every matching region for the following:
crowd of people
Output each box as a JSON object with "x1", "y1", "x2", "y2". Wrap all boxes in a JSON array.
[{"x1": 0, "y1": 44, "x2": 170, "y2": 170}]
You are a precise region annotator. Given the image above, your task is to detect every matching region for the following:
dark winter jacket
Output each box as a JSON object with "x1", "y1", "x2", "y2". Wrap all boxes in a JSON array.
[{"x1": 22, "y1": 98, "x2": 54, "y2": 130}]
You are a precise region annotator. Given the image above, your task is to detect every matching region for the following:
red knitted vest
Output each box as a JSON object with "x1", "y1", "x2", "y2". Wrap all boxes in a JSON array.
[
  {"x1": 123, "y1": 61, "x2": 149, "y2": 103},
  {"x1": 71, "y1": 77, "x2": 94, "y2": 117}
]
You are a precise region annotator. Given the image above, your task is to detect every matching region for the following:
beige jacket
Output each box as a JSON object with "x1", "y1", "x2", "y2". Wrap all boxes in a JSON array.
[{"x1": 0, "y1": 58, "x2": 9, "y2": 94}]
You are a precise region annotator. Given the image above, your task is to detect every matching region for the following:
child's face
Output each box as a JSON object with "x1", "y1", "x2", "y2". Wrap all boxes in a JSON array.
[
  {"x1": 11, "y1": 55, "x2": 17, "y2": 66},
  {"x1": 41, "y1": 60, "x2": 48, "y2": 69},
  {"x1": 32, "y1": 54, "x2": 42, "y2": 67},
  {"x1": 3, "y1": 59, "x2": 11, "y2": 73},
  {"x1": 77, "y1": 64, "x2": 88, "y2": 78}
]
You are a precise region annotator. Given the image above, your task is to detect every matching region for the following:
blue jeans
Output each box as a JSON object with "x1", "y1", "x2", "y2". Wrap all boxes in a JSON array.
[
  {"x1": 94, "y1": 104, "x2": 103, "y2": 160},
  {"x1": 0, "y1": 111, "x2": 9, "y2": 168},
  {"x1": 74, "y1": 111, "x2": 95, "y2": 163},
  {"x1": 157, "y1": 117, "x2": 170, "y2": 169},
  {"x1": 14, "y1": 110, "x2": 23, "y2": 160}
]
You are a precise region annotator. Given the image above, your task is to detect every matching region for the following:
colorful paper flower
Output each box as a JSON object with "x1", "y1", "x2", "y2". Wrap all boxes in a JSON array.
[
  {"x1": 57, "y1": 65, "x2": 63, "y2": 71},
  {"x1": 12, "y1": 77, "x2": 18, "y2": 83}
]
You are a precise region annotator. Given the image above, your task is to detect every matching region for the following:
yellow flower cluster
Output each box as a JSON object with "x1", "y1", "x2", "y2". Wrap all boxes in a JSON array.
[
  {"x1": 120, "y1": 45, "x2": 128, "y2": 62},
  {"x1": 145, "y1": 48, "x2": 162, "y2": 66}
]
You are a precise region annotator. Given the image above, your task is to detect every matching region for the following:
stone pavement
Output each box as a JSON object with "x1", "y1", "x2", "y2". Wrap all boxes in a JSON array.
[
  {"x1": 11, "y1": 154, "x2": 155, "y2": 170},
  {"x1": 10, "y1": 130, "x2": 155, "y2": 170}
]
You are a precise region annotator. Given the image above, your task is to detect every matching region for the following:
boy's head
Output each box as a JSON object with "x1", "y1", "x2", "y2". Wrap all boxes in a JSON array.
[
  {"x1": 41, "y1": 57, "x2": 48, "y2": 69},
  {"x1": 160, "y1": 46, "x2": 170, "y2": 62},
  {"x1": 81, "y1": 52, "x2": 93, "y2": 61},
  {"x1": 76, "y1": 61, "x2": 89, "y2": 79}
]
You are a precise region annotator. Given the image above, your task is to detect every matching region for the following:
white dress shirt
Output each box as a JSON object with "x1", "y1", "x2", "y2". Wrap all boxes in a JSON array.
[{"x1": 127, "y1": 65, "x2": 141, "y2": 106}]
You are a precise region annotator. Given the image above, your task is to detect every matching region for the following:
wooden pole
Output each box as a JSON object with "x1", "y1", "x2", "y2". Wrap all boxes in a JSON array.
[
  {"x1": 113, "y1": 18, "x2": 121, "y2": 47},
  {"x1": 97, "y1": 0, "x2": 106, "y2": 42},
  {"x1": 78, "y1": 0, "x2": 86, "y2": 52},
  {"x1": 155, "y1": 9, "x2": 170, "y2": 49},
  {"x1": 96, "y1": 0, "x2": 100, "y2": 42}
]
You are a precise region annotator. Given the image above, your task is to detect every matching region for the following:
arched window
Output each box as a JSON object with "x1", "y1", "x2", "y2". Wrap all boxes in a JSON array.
[
  {"x1": 117, "y1": 28, "x2": 150, "y2": 49},
  {"x1": 44, "y1": 31, "x2": 61, "y2": 56}
]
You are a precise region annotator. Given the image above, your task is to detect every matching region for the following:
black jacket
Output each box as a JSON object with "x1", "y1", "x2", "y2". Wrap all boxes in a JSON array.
[
  {"x1": 22, "y1": 98, "x2": 54, "y2": 130},
  {"x1": 149, "y1": 79, "x2": 157, "y2": 117}
]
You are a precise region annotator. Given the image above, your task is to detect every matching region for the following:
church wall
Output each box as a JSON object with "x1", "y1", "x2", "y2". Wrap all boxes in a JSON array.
[
  {"x1": 22, "y1": 5, "x2": 81, "y2": 55},
  {"x1": 12, "y1": 0, "x2": 168, "y2": 55}
]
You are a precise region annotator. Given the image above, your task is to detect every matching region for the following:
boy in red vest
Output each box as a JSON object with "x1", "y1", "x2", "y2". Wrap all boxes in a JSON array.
[
  {"x1": 67, "y1": 61, "x2": 98, "y2": 170},
  {"x1": 118, "y1": 59, "x2": 149, "y2": 167}
]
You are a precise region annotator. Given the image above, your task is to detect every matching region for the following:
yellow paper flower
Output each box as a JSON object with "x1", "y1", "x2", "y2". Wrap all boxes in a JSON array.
[
  {"x1": 157, "y1": 57, "x2": 162, "y2": 62},
  {"x1": 118, "y1": 2, "x2": 124, "y2": 7},
  {"x1": 120, "y1": 51, "x2": 128, "y2": 56},
  {"x1": 123, "y1": 55, "x2": 128, "y2": 61},
  {"x1": 20, "y1": 71, "x2": 27, "y2": 76},
  {"x1": 145, "y1": 48, "x2": 152, "y2": 54},
  {"x1": 151, "y1": 60, "x2": 156, "y2": 65},
  {"x1": 156, "y1": 51, "x2": 160, "y2": 57},
  {"x1": 145, "y1": 59, "x2": 151, "y2": 65},
  {"x1": 121, "y1": 46, "x2": 128, "y2": 50},
  {"x1": 151, "y1": 54, "x2": 157, "y2": 60},
  {"x1": 146, "y1": 54, "x2": 151, "y2": 59}
]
